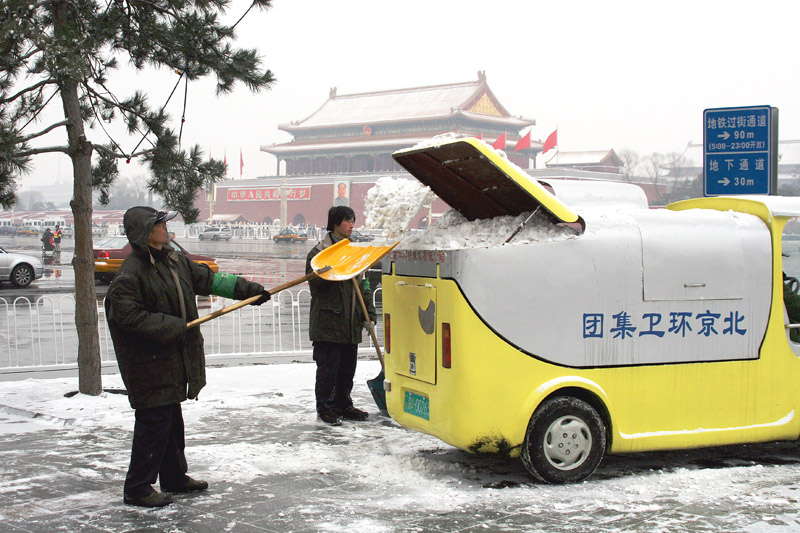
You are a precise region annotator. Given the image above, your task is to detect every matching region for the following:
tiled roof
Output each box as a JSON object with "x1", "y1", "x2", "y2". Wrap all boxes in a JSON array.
[
  {"x1": 280, "y1": 75, "x2": 533, "y2": 132},
  {"x1": 263, "y1": 134, "x2": 432, "y2": 155}
]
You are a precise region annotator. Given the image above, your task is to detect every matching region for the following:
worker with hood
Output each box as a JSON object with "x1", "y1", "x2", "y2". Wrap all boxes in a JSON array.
[{"x1": 105, "y1": 206, "x2": 271, "y2": 508}]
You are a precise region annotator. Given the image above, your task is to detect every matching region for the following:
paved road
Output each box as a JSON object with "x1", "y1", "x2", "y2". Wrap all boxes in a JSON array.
[
  {"x1": 2, "y1": 363, "x2": 800, "y2": 532},
  {"x1": 0, "y1": 233, "x2": 315, "y2": 298}
]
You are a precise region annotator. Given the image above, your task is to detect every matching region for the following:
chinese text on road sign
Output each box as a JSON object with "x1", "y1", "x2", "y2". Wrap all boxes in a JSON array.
[{"x1": 703, "y1": 106, "x2": 776, "y2": 196}]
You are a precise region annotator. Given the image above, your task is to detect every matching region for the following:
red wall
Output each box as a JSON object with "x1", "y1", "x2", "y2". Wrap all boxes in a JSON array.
[{"x1": 197, "y1": 182, "x2": 387, "y2": 228}]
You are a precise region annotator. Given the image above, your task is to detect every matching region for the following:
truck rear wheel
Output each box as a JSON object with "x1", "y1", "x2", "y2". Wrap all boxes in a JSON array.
[{"x1": 521, "y1": 396, "x2": 606, "y2": 484}]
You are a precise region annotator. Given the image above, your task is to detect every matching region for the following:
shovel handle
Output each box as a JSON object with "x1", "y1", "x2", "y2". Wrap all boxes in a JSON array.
[
  {"x1": 187, "y1": 266, "x2": 331, "y2": 329},
  {"x1": 353, "y1": 277, "x2": 384, "y2": 369}
]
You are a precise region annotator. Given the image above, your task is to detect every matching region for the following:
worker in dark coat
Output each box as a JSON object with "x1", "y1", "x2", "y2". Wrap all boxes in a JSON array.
[
  {"x1": 106, "y1": 206, "x2": 270, "y2": 508},
  {"x1": 305, "y1": 206, "x2": 375, "y2": 426}
]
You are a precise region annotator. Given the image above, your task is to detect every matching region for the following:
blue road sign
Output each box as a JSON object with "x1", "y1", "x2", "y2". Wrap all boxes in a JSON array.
[{"x1": 703, "y1": 106, "x2": 775, "y2": 196}]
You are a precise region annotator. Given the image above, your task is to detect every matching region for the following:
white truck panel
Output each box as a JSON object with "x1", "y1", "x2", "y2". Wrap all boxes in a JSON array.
[{"x1": 413, "y1": 208, "x2": 772, "y2": 368}]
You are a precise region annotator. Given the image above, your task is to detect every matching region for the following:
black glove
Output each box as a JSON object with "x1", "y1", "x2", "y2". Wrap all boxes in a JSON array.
[
  {"x1": 251, "y1": 290, "x2": 271, "y2": 306},
  {"x1": 235, "y1": 279, "x2": 266, "y2": 304}
]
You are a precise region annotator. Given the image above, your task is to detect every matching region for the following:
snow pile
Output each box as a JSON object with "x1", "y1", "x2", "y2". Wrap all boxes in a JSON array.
[
  {"x1": 398, "y1": 209, "x2": 579, "y2": 250},
  {"x1": 365, "y1": 134, "x2": 578, "y2": 249},
  {"x1": 364, "y1": 176, "x2": 432, "y2": 238}
]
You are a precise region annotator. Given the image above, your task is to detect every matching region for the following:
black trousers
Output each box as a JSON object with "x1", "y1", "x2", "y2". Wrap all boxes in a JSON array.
[
  {"x1": 313, "y1": 341, "x2": 358, "y2": 415},
  {"x1": 124, "y1": 403, "x2": 188, "y2": 497}
]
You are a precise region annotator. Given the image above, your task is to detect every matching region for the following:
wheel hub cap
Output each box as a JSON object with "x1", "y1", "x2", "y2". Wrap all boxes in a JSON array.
[{"x1": 543, "y1": 416, "x2": 592, "y2": 470}]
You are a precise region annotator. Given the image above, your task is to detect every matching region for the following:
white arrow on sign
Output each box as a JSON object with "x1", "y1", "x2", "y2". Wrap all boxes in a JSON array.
[
  {"x1": 717, "y1": 131, "x2": 730, "y2": 140},
  {"x1": 718, "y1": 177, "x2": 731, "y2": 186}
]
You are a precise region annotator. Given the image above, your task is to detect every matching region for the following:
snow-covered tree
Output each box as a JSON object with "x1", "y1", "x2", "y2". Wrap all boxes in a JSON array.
[{"x1": 0, "y1": 0, "x2": 275, "y2": 395}]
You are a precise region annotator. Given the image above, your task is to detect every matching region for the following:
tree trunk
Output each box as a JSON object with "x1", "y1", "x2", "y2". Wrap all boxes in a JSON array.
[{"x1": 54, "y1": 1, "x2": 102, "y2": 396}]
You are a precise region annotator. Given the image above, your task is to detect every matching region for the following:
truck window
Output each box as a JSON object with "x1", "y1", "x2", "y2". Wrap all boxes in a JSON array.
[
  {"x1": 783, "y1": 218, "x2": 800, "y2": 281},
  {"x1": 782, "y1": 220, "x2": 800, "y2": 343}
]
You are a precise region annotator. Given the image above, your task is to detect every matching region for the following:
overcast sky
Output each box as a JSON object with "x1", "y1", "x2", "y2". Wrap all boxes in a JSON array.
[{"x1": 20, "y1": 0, "x2": 800, "y2": 189}]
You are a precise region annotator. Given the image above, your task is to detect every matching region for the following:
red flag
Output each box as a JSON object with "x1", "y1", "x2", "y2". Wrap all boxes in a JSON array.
[
  {"x1": 239, "y1": 148, "x2": 244, "y2": 177},
  {"x1": 476, "y1": 133, "x2": 483, "y2": 140},
  {"x1": 542, "y1": 129, "x2": 558, "y2": 154},
  {"x1": 514, "y1": 130, "x2": 531, "y2": 152},
  {"x1": 492, "y1": 133, "x2": 506, "y2": 150},
  {"x1": 223, "y1": 150, "x2": 227, "y2": 167}
]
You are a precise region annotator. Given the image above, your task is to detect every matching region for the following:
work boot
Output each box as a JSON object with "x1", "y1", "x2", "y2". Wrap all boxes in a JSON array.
[
  {"x1": 124, "y1": 489, "x2": 173, "y2": 508},
  {"x1": 338, "y1": 406, "x2": 369, "y2": 421},
  {"x1": 318, "y1": 411, "x2": 343, "y2": 426},
  {"x1": 161, "y1": 475, "x2": 209, "y2": 494}
]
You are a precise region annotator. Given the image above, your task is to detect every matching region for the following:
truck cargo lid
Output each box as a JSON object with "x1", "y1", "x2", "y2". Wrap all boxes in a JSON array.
[{"x1": 392, "y1": 137, "x2": 579, "y2": 223}]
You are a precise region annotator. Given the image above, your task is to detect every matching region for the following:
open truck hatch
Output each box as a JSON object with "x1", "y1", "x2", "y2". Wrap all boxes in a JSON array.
[{"x1": 392, "y1": 137, "x2": 579, "y2": 224}]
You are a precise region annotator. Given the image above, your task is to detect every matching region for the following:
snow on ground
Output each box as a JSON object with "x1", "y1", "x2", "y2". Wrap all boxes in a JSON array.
[{"x1": 2, "y1": 363, "x2": 800, "y2": 531}]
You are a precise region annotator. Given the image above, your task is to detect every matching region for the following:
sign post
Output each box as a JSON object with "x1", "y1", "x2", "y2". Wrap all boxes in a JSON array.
[{"x1": 703, "y1": 105, "x2": 778, "y2": 196}]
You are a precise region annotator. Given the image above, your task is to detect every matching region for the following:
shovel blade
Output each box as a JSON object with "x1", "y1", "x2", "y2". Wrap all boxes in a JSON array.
[
  {"x1": 367, "y1": 370, "x2": 387, "y2": 413},
  {"x1": 311, "y1": 239, "x2": 400, "y2": 281}
]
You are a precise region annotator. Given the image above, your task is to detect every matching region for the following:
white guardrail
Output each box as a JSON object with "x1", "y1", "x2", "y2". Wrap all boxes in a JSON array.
[{"x1": 0, "y1": 288, "x2": 382, "y2": 375}]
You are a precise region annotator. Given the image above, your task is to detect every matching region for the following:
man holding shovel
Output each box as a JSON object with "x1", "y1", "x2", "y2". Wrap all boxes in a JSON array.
[
  {"x1": 106, "y1": 206, "x2": 270, "y2": 508},
  {"x1": 306, "y1": 206, "x2": 376, "y2": 426}
]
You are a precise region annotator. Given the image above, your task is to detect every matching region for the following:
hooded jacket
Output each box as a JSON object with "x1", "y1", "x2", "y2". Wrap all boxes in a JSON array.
[
  {"x1": 306, "y1": 232, "x2": 375, "y2": 344},
  {"x1": 106, "y1": 206, "x2": 263, "y2": 409}
]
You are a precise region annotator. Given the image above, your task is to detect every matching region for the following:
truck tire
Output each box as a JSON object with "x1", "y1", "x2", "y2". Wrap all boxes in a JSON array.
[{"x1": 521, "y1": 396, "x2": 606, "y2": 484}]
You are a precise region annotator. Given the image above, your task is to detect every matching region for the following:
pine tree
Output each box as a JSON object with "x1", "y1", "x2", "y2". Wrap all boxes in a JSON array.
[{"x1": 0, "y1": 0, "x2": 275, "y2": 395}]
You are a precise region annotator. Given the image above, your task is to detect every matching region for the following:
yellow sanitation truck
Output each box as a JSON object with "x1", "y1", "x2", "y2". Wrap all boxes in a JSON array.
[{"x1": 380, "y1": 137, "x2": 800, "y2": 483}]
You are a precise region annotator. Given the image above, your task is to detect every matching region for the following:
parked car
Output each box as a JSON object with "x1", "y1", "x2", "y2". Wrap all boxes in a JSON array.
[
  {"x1": 91, "y1": 225, "x2": 106, "y2": 238},
  {"x1": 0, "y1": 246, "x2": 44, "y2": 288},
  {"x1": 16, "y1": 225, "x2": 40, "y2": 237},
  {"x1": 0, "y1": 226, "x2": 18, "y2": 236},
  {"x1": 198, "y1": 226, "x2": 232, "y2": 241},
  {"x1": 61, "y1": 225, "x2": 74, "y2": 238},
  {"x1": 93, "y1": 236, "x2": 219, "y2": 284},
  {"x1": 273, "y1": 228, "x2": 308, "y2": 243},
  {"x1": 350, "y1": 230, "x2": 374, "y2": 242}
]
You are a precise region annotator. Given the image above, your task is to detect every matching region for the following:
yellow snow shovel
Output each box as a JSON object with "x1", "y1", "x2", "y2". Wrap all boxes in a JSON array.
[
  {"x1": 310, "y1": 238, "x2": 400, "y2": 282},
  {"x1": 187, "y1": 266, "x2": 331, "y2": 329},
  {"x1": 310, "y1": 238, "x2": 400, "y2": 412}
]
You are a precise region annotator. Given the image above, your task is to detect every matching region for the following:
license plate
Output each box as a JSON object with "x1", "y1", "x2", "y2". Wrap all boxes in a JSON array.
[{"x1": 403, "y1": 391, "x2": 430, "y2": 420}]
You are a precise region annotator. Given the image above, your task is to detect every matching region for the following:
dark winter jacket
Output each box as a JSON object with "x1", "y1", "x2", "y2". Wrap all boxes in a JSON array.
[
  {"x1": 306, "y1": 233, "x2": 375, "y2": 344},
  {"x1": 106, "y1": 206, "x2": 264, "y2": 409}
]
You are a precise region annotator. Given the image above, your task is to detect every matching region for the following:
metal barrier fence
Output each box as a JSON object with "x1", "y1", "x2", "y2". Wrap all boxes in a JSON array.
[{"x1": 0, "y1": 288, "x2": 383, "y2": 375}]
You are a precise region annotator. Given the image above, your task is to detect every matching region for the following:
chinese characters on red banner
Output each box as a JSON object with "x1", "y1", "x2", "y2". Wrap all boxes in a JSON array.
[{"x1": 227, "y1": 187, "x2": 312, "y2": 201}]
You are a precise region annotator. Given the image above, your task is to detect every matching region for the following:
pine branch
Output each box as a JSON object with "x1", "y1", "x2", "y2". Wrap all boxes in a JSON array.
[
  {"x1": 92, "y1": 143, "x2": 152, "y2": 159},
  {"x1": 0, "y1": 79, "x2": 55, "y2": 105},
  {"x1": 19, "y1": 119, "x2": 69, "y2": 142},
  {"x1": 17, "y1": 144, "x2": 70, "y2": 157}
]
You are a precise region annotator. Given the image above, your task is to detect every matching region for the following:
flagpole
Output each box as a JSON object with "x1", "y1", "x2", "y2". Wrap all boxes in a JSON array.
[{"x1": 555, "y1": 127, "x2": 559, "y2": 166}]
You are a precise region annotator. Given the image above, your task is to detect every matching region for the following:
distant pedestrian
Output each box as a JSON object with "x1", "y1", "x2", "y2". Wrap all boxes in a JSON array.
[
  {"x1": 53, "y1": 225, "x2": 62, "y2": 252},
  {"x1": 105, "y1": 206, "x2": 271, "y2": 508},
  {"x1": 305, "y1": 206, "x2": 375, "y2": 425},
  {"x1": 41, "y1": 227, "x2": 53, "y2": 253}
]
